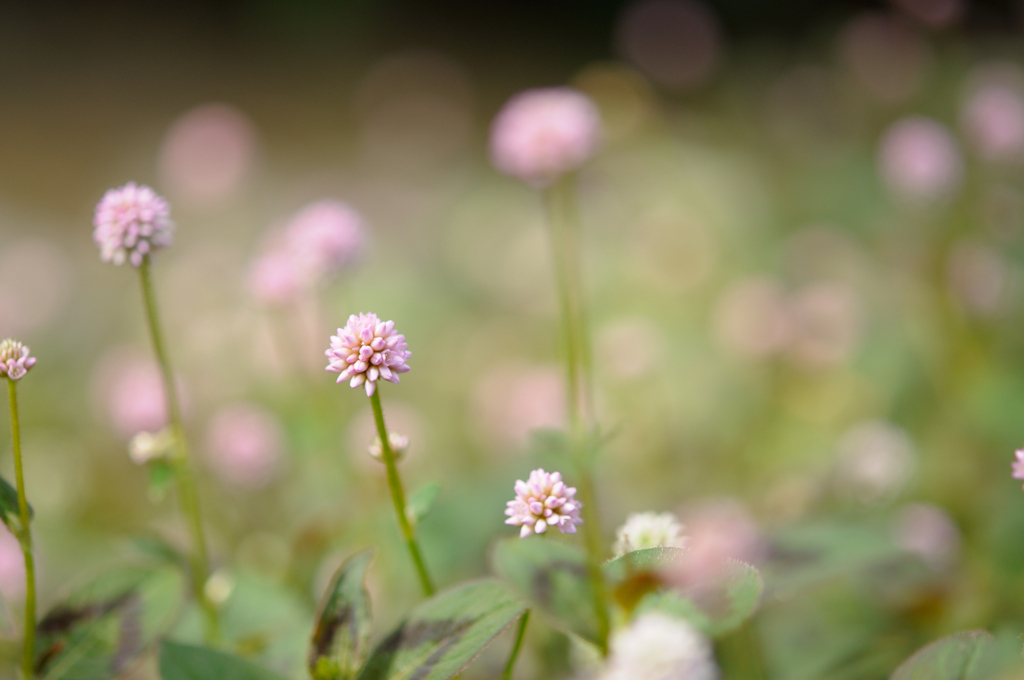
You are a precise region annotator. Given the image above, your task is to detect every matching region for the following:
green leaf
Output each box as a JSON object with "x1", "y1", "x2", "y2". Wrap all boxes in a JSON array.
[
  {"x1": 35, "y1": 565, "x2": 186, "y2": 680},
  {"x1": 309, "y1": 550, "x2": 374, "y2": 680},
  {"x1": 0, "y1": 473, "x2": 31, "y2": 533},
  {"x1": 356, "y1": 579, "x2": 526, "y2": 680},
  {"x1": 491, "y1": 538, "x2": 598, "y2": 644},
  {"x1": 159, "y1": 640, "x2": 289, "y2": 680},
  {"x1": 405, "y1": 483, "x2": 441, "y2": 528},
  {"x1": 604, "y1": 548, "x2": 764, "y2": 638},
  {"x1": 890, "y1": 630, "x2": 998, "y2": 680}
]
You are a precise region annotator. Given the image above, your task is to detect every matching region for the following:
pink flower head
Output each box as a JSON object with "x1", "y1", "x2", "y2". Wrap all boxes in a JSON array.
[
  {"x1": 1012, "y1": 449, "x2": 1024, "y2": 488},
  {"x1": 878, "y1": 117, "x2": 962, "y2": 204},
  {"x1": 325, "y1": 313, "x2": 411, "y2": 397},
  {"x1": 490, "y1": 88, "x2": 602, "y2": 188},
  {"x1": 247, "y1": 250, "x2": 305, "y2": 307},
  {"x1": 284, "y1": 200, "x2": 365, "y2": 281},
  {"x1": 93, "y1": 182, "x2": 175, "y2": 267},
  {"x1": 504, "y1": 468, "x2": 583, "y2": 538},
  {"x1": 205, "y1": 404, "x2": 284, "y2": 489},
  {"x1": 0, "y1": 339, "x2": 36, "y2": 380}
]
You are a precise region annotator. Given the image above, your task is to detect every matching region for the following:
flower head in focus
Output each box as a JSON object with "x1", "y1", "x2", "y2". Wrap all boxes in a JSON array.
[
  {"x1": 93, "y1": 182, "x2": 175, "y2": 267},
  {"x1": 284, "y1": 200, "x2": 365, "y2": 281},
  {"x1": 1012, "y1": 449, "x2": 1024, "y2": 488},
  {"x1": 490, "y1": 88, "x2": 602, "y2": 188},
  {"x1": 600, "y1": 613, "x2": 718, "y2": 680},
  {"x1": 368, "y1": 432, "x2": 409, "y2": 462},
  {"x1": 0, "y1": 339, "x2": 36, "y2": 380},
  {"x1": 613, "y1": 511, "x2": 687, "y2": 557},
  {"x1": 504, "y1": 468, "x2": 583, "y2": 538},
  {"x1": 325, "y1": 313, "x2": 411, "y2": 397}
]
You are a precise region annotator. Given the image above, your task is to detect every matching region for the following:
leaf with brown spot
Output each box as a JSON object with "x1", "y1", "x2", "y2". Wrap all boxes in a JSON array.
[{"x1": 309, "y1": 549, "x2": 374, "y2": 680}]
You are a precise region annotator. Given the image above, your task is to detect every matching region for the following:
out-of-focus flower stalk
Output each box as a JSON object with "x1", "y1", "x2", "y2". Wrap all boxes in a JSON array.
[
  {"x1": 501, "y1": 610, "x2": 530, "y2": 680},
  {"x1": 368, "y1": 390, "x2": 435, "y2": 596},
  {"x1": 544, "y1": 175, "x2": 611, "y2": 653},
  {"x1": 6, "y1": 379, "x2": 34, "y2": 679},
  {"x1": 137, "y1": 257, "x2": 219, "y2": 642}
]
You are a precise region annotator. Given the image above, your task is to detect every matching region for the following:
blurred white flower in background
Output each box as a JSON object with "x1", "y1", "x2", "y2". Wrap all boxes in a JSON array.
[
  {"x1": 613, "y1": 511, "x2": 687, "y2": 556},
  {"x1": 896, "y1": 502, "x2": 961, "y2": 571},
  {"x1": 600, "y1": 613, "x2": 718, "y2": 680},
  {"x1": 835, "y1": 420, "x2": 916, "y2": 505},
  {"x1": 596, "y1": 318, "x2": 665, "y2": 380},
  {"x1": 787, "y1": 281, "x2": 864, "y2": 369}
]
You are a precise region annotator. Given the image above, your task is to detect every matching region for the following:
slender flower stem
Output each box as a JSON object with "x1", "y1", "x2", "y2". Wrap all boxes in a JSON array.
[
  {"x1": 7, "y1": 380, "x2": 35, "y2": 679},
  {"x1": 369, "y1": 390, "x2": 435, "y2": 596},
  {"x1": 543, "y1": 177, "x2": 610, "y2": 653},
  {"x1": 138, "y1": 259, "x2": 219, "y2": 642},
  {"x1": 501, "y1": 610, "x2": 530, "y2": 680}
]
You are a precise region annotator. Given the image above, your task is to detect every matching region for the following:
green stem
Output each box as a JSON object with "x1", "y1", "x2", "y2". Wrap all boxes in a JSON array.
[
  {"x1": 543, "y1": 178, "x2": 610, "y2": 653},
  {"x1": 7, "y1": 380, "x2": 35, "y2": 679},
  {"x1": 369, "y1": 389, "x2": 435, "y2": 596},
  {"x1": 138, "y1": 259, "x2": 219, "y2": 642},
  {"x1": 501, "y1": 610, "x2": 530, "y2": 680}
]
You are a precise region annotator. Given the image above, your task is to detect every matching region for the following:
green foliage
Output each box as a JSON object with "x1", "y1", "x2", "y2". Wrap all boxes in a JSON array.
[
  {"x1": 890, "y1": 631, "x2": 999, "y2": 680},
  {"x1": 34, "y1": 565, "x2": 185, "y2": 680},
  {"x1": 491, "y1": 538, "x2": 599, "y2": 644},
  {"x1": 309, "y1": 550, "x2": 374, "y2": 680},
  {"x1": 405, "y1": 483, "x2": 441, "y2": 528},
  {"x1": 0, "y1": 473, "x2": 30, "y2": 534},
  {"x1": 159, "y1": 641, "x2": 288, "y2": 680},
  {"x1": 356, "y1": 579, "x2": 526, "y2": 680}
]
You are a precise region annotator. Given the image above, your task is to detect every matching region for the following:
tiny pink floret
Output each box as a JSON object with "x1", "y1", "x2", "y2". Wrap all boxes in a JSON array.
[
  {"x1": 93, "y1": 182, "x2": 175, "y2": 267},
  {"x1": 505, "y1": 468, "x2": 583, "y2": 538},
  {"x1": 325, "y1": 312, "x2": 411, "y2": 397},
  {"x1": 0, "y1": 339, "x2": 36, "y2": 381},
  {"x1": 1013, "y1": 449, "x2": 1024, "y2": 489}
]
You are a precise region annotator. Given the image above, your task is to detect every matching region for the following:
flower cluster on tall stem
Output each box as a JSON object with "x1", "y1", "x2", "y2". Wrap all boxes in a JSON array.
[
  {"x1": 93, "y1": 183, "x2": 218, "y2": 642},
  {"x1": 326, "y1": 313, "x2": 434, "y2": 596},
  {"x1": 1, "y1": 339, "x2": 37, "y2": 679}
]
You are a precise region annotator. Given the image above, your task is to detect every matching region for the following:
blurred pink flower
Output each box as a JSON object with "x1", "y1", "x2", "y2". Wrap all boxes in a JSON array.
[
  {"x1": 0, "y1": 239, "x2": 73, "y2": 338},
  {"x1": 0, "y1": 526, "x2": 24, "y2": 600},
  {"x1": 325, "y1": 313, "x2": 411, "y2": 397},
  {"x1": 615, "y1": 0, "x2": 722, "y2": 91},
  {"x1": 896, "y1": 503, "x2": 960, "y2": 571},
  {"x1": 474, "y1": 364, "x2": 566, "y2": 449},
  {"x1": 878, "y1": 117, "x2": 962, "y2": 203},
  {"x1": 0, "y1": 338, "x2": 36, "y2": 380},
  {"x1": 284, "y1": 200, "x2": 365, "y2": 280},
  {"x1": 1012, "y1": 449, "x2": 1024, "y2": 488},
  {"x1": 712, "y1": 277, "x2": 791, "y2": 359},
  {"x1": 961, "y1": 65, "x2": 1024, "y2": 162},
  {"x1": 840, "y1": 12, "x2": 930, "y2": 104},
  {"x1": 505, "y1": 468, "x2": 583, "y2": 538},
  {"x1": 247, "y1": 250, "x2": 305, "y2": 307},
  {"x1": 787, "y1": 282, "x2": 863, "y2": 369},
  {"x1": 93, "y1": 182, "x2": 175, "y2": 267},
  {"x1": 890, "y1": 0, "x2": 963, "y2": 28},
  {"x1": 204, "y1": 404, "x2": 284, "y2": 489},
  {"x1": 94, "y1": 352, "x2": 187, "y2": 440},
  {"x1": 158, "y1": 103, "x2": 257, "y2": 206},
  {"x1": 667, "y1": 499, "x2": 765, "y2": 586},
  {"x1": 490, "y1": 88, "x2": 601, "y2": 188}
]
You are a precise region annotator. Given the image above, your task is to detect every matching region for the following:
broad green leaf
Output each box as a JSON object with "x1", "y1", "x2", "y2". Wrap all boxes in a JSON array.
[
  {"x1": 309, "y1": 550, "x2": 374, "y2": 680},
  {"x1": 356, "y1": 579, "x2": 526, "y2": 680},
  {"x1": 159, "y1": 640, "x2": 289, "y2": 680},
  {"x1": 0, "y1": 474, "x2": 31, "y2": 534},
  {"x1": 604, "y1": 548, "x2": 763, "y2": 638},
  {"x1": 405, "y1": 483, "x2": 441, "y2": 528},
  {"x1": 491, "y1": 538, "x2": 599, "y2": 644},
  {"x1": 35, "y1": 564, "x2": 185, "y2": 680},
  {"x1": 890, "y1": 630, "x2": 999, "y2": 680}
]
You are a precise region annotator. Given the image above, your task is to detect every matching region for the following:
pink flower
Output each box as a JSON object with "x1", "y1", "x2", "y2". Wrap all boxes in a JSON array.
[
  {"x1": 504, "y1": 468, "x2": 583, "y2": 538},
  {"x1": 204, "y1": 404, "x2": 284, "y2": 489},
  {"x1": 0, "y1": 339, "x2": 36, "y2": 380},
  {"x1": 490, "y1": 88, "x2": 601, "y2": 188},
  {"x1": 325, "y1": 313, "x2": 411, "y2": 397},
  {"x1": 284, "y1": 200, "x2": 365, "y2": 281},
  {"x1": 1012, "y1": 449, "x2": 1024, "y2": 488},
  {"x1": 93, "y1": 182, "x2": 175, "y2": 267},
  {"x1": 247, "y1": 251, "x2": 305, "y2": 307},
  {"x1": 878, "y1": 117, "x2": 962, "y2": 203}
]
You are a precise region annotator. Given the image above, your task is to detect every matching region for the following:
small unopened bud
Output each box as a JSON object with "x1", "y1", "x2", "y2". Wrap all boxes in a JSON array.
[
  {"x1": 128, "y1": 428, "x2": 174, "y2": 465},
  {"x1": 368, "y1": 432, "x2": 409, "y2": 462}
]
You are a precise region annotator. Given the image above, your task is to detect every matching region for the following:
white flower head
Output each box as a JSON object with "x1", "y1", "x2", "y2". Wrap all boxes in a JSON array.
[
  {"x1": 368, "y1": 431, "x2": 409, "y2": 462},
  {"x1": 601, "y1": 613, "x2": 719, "y2": 680},
  {"x1": 613, "y1": 511, "x2": 687, "y2": 557}
]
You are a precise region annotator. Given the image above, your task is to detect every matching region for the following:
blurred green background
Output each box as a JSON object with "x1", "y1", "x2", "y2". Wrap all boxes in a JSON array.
[{"x1": 4, "y1": 0, "x2": 1024, "y2": 678}]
